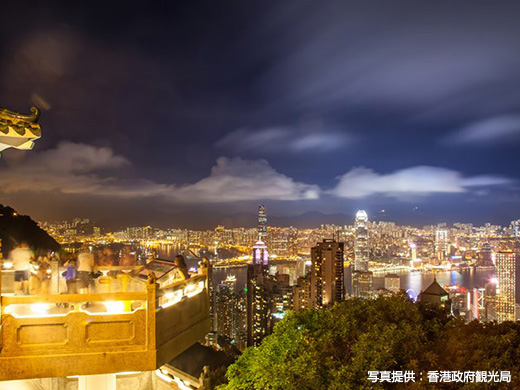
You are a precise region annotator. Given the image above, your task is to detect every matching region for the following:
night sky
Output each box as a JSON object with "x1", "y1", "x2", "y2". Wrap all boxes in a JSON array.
[{"x1": 1, "y1": 1, "x2": 520, "y2": 229}]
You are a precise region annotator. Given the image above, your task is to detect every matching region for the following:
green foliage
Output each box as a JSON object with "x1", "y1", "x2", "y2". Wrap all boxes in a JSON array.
[{"x1": 219, "y1": 295, "x2": 520, "y2": 390}]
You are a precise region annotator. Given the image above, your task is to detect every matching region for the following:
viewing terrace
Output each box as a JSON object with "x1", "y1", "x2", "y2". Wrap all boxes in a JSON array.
[{"x1": 0, "y1": 259, "x2": 210, "y2": 382}]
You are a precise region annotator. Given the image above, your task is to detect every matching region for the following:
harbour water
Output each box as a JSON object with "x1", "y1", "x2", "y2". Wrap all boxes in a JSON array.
[
  {"x1": 156, "y1": 244, "x2": 496, "y2": 296},
  {"x1": 211, "y1": 265, "x2": 495, "y2": 297}
]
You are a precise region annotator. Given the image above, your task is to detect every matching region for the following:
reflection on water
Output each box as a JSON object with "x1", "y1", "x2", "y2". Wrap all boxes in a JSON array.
[
  {"x1": 211, "y1": 267, "x2": 497, "y2": 295},
  {"x1": 157, "y1": 244, "x2": 496, "y2": 295},
  {"x1": 366, "y1": 267, "x2": 495, "y2": 296}
]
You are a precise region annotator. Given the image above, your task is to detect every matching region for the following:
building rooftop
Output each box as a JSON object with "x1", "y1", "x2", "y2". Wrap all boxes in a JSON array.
[
  {"x1": 421, "y1": 278, "x2": 449, "y2": 297},
  {"x1": 0, "y1": 106, "x2": 41, "y2": 154}
]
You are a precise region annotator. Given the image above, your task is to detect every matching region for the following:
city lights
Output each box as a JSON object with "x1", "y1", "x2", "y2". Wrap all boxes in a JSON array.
[{"x1": 2, "y1": 1, "x2": 520, "y2": 388}]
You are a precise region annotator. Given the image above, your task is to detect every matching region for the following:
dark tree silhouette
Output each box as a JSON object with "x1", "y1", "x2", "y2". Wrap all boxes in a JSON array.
[{"x1": 0, "y1": 204, "x2": 60, "y2": 257}]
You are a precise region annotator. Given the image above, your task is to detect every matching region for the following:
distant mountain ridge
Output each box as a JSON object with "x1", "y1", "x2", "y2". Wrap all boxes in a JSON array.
[
  {"x1": 96, "y1": 210, "x2": 355, "y2": 231},
  {"x1": 0, "y1": 204, "x2": 61, "y2": 257}
]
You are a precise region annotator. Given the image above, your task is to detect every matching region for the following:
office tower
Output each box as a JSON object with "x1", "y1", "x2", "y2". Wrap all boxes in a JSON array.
[
  {"x1": 354, "y1": 210, "x2": 369, "y2": 271},
  {"x1": 469, "y1": 287, "x2": 486, "y2": 322},
  {"x1": 268, "y1": 274, "x2": 294, "y2": 332},
  {"x1": 252, "y1": 239, "x2": 269, "y2": 266},
  {"x1": 484, "y1": 281, "x2": 497, "y2": 322},
  {"x1": 353, "y1": 211, "x2": 372, "y2": 298},
  {"x1": 435, "y1": 229, "x2": 449, "y2": 262},
  {"x1": 247, "y1": 240, "x2": 270, "y2": 346},
  {"x1": 479, "y1": 243, "x2": 494, "y2": 266},
  {"x1": 352, "y1": 271, "x2": 373, "y2": 299},
  {"x1": 495, "y1": 252, "x2": 520, "y2": 323},
  {"x1": 258, "y1": 204, "x2": 267, "y2": 241},
  {"x1": 384, "y1": 273, "x2": 400, "y2": 293},
  {"x1": 310, "y1": 239, "x2": 345, "y2": 308},
  {"x1": 295, "y1": 258, "x2": 307, "y2": 280},
  {"x1": 409, "y1": 243, "x2": 417, "y2": 261}
]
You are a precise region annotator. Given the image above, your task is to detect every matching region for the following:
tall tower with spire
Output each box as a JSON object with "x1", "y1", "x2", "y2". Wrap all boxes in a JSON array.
[{"x1": 258, "y1": 204, "x2": 267, "y2": 241}]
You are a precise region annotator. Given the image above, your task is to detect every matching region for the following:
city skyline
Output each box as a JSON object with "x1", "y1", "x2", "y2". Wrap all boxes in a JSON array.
[
  {"x1": 1, "y1": 2, "x2": 520, "y2": 227},
  {"x1": 35, "y1": 208, "x2": 520, "y2": 232},
  {"x1": 3, "y1": 2, "x2": 520, "y2": 388}
]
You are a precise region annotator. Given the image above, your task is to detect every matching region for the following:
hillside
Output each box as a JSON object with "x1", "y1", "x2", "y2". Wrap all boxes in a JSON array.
[{"x1": 0, "y1": 204, "x2": 60, "y2": 258}]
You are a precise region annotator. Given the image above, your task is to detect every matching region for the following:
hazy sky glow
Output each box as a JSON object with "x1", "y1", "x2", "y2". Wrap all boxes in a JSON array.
[{"x1": 1, "y1": 1, "x2": 520, "y2": 228}]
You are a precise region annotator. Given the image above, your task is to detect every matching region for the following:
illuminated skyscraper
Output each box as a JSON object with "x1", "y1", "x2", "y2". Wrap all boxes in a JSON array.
[
  {"x1": 204, "y1": 255, "x2": 218, "y2": 347},
  {"x1": 352, "y1": 271, "x2": 373, "y2": 299},
  {"x1": 384, "y1": 273, "x2": 400, "y2": 293},
  {"x1": 216, "y1": 280, "x2": 235, "y2": 340},
  {"x1": 268, "y1": 274, "x2": 294, "y2": 331},
  {"x1": 511, "y1": 220, "x2": 520, "y2": 237},
  {"x1": 354, "y1": 210, "x2": 369, "y2": 271},
  {"x1": 252, "y1": 239, "x2": 269, "y2": 266},
  {"x1": 495, "y1": 251, "x2": 520, "y2": 323},
  {"x1": 310, "y1": 239, "x2": 345, "y2": 308},
  {"x1": 479, "y1": 243, "x2": 494, "y2": 266},
  {"x1": 258, "y1": 204, "x2": 267, "y2": 241},
  {"x1": 435, "y1": 229, "x2": 449, "y2": 262},
  {"x1": 353, "y1": 210, "x2": 372, "y2": 298},
  {"x1": 484, "y1": 280, "x2": 497, "y2": 322},
  {"x1": 409, "y1": 243, "x2": 417, "y2": 261},
  {"x1": 247, "y1": 240, "x2": 270, "y2": 346}
]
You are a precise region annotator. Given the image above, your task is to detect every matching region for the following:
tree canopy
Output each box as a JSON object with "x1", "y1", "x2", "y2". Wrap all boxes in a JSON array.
[{"x1": 220, "y1": 294, "x2": 520, "y2": 389}]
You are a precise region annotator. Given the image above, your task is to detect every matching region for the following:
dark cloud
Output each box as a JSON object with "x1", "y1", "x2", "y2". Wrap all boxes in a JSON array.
[
  {"x1": 0, "y1": 143, "x2": 319, "y2": 203},
  {"x1": 216, "y1": 120, "x2": 356, "y2": 155},
  {"x1": 1, "y1": 1, "x2": 520, "y2": 226}
]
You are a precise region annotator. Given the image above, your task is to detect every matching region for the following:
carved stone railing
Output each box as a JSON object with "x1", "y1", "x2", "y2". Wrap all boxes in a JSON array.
[{"x1": 0, "y1": 272, "x2": 210, "y2": 380}]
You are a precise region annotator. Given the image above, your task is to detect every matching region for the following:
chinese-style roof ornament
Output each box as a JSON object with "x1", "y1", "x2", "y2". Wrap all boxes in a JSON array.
[{"x1": 0, "y1": 106, "x2": 41, "y2": 156}]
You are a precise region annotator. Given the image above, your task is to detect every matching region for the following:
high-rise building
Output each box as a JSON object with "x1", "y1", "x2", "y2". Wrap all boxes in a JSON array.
[
  {"x1": 484, "y1": 280, "x2": 497, "y2": 322},
  {"x1": 435, "y1": 229, "x2": 449, "y2": 262},
  {"x1": 204, "y1": 255, "x2": 218, "y2": 347},
  {"x1": 495, "y1": 251, "x2": 520, "y2": 323},
  {"x1": 353, "y1": 210, "x2": 372, "y2": 298},
  {"x1": 252, "y1": 239, "x2": 269, "y2": 266},
  {"x1": 258, "y1": 204, "x2": 267, "y2": 241},
  {"x1": 215, "y1": 281, "x2": 236, "y2": 340},
  {"x1": 409, "y1": 243, "x2": 417, "y2": 261},
  {"x1": 354, "y1": 210, "x2": 369, "y2": 271},
  {"x1": 310, "y1": 239, "x2": 345, "y2": 308},
  {"x1": 214, "y1": 275, "x2": 248, "y2": 349},
  {"x1": 511, "y1": 220, "x2": 520, "y2": 237},
  {"x1": 268, "y1": 274, "x2": 294, "y2": 331},
  {"x1": 479, "y1": 243, "x2": 494, "y2": 266},
  {"x1": 293, "y1": 275, "x2": 312, "y2": 312},
  {"x1": 247, "y1": 239, "x2": 270, "y2": 347},
  {"x1": 352, "y1": 271, "x2": 373, "y2": 299},
  {"x1": 384, "y1": 273, "x2": 400, "y2": 293},
  {"x1": 469, "y1": 287, "x2": 486, "y2": 322}
]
